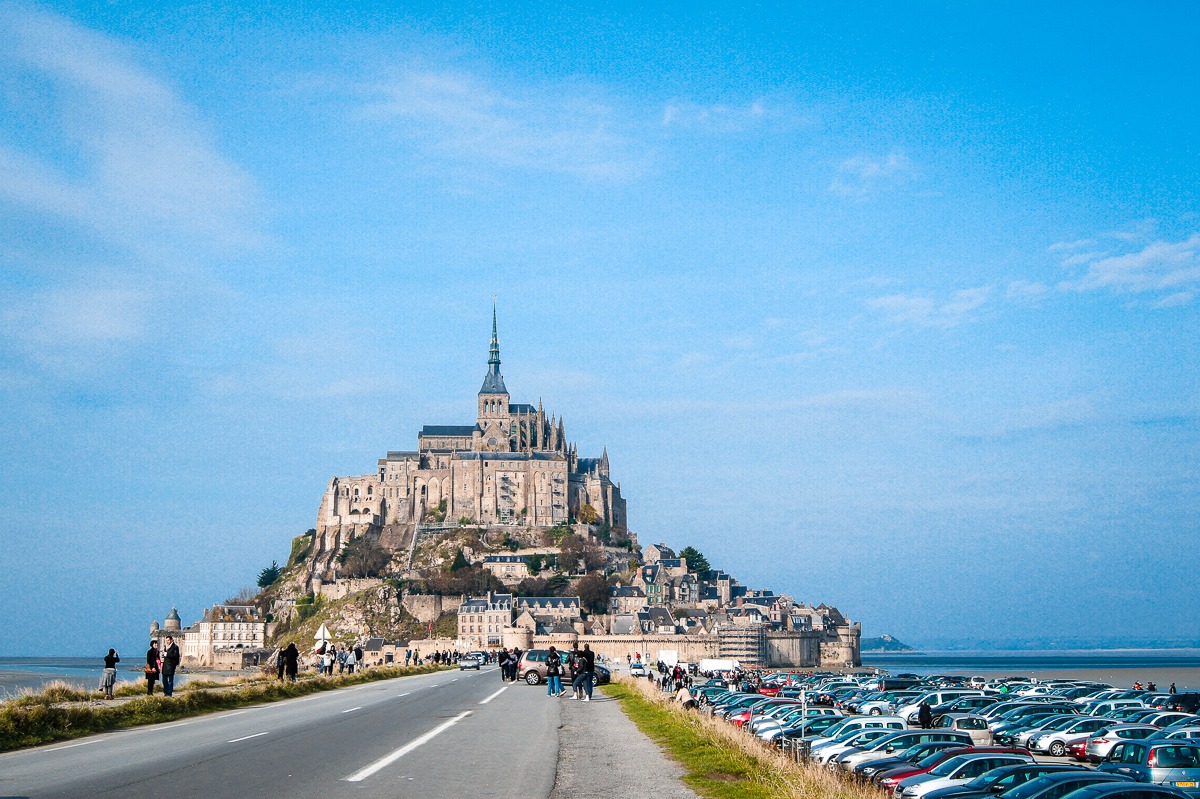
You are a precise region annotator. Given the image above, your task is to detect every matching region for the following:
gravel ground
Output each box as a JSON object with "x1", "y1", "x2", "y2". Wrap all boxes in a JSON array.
[{"x1": 551, "y1": 689, "x2": 701, "y2": 799}]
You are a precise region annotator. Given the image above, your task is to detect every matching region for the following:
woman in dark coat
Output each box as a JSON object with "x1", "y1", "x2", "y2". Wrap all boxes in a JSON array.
[
  {"x1": 283, "y1": 642, "x2": 299, "y2": 682},
  {"x1": 145, "y1": 640, "x2": 161, "y2": 695}
]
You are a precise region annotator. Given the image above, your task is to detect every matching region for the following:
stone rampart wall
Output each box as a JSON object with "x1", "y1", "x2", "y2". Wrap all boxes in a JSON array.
[{"x1": 401, "y1": 593, "x2": 464, "y2": 623}]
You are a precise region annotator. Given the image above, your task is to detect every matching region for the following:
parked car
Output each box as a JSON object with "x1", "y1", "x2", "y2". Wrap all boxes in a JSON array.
[
  {"x1": 936, "y1": 715, "x2": 993, "y2": 746},
  {"x1": 630, "y1": 663, "x2": 647, "y2": 677},
  {"x1": 1097, "y1": 741, "x2": 1200, "y2": 797},
  {"x1": 1029, "y1": 717, "x2": 1114, "y2": 757},
  {"x1": 895, "y1": 754, "x2": 1035, "y2": 799},
  {"x1": 853, "y1": 742, "x2": 969, "y2": 780},
  {"x1": 458, "y1": 654, "x2": 482, "y2": 670},
  {"x1": 1056, "y1": 782, "x2": 1190, "y2": 799},
  {"x1": 992, "y1": 771, "x2": 1132, "y2": 799},
  {"x1": 920, "y1": 764, "x2": 1087, "y2": 799},
  {"x1": 878, "y1": 748, "x2": 1032, "y2": 792},
  {"x1": 837, "y1": 731, "x2": 975, "y2": 770},
  {"x1": 1086, "y1": 726, "x2": 1165, "y2": 762}
]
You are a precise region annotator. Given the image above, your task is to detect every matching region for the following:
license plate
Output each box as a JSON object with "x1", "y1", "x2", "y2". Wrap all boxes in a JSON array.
[{"x1": 1176, "y1": 783, "x2": 1196, "y2": 788}]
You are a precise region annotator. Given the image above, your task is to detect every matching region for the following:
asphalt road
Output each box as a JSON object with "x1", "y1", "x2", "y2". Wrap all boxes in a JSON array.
[{"x1": 0, "y1": 666, "x2": 560, "y2": 799}]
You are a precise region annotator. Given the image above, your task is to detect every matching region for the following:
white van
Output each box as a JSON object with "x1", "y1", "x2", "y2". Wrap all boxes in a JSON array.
[{"x1": 895, "y1": 691, "x2": 984, "y2": 723}]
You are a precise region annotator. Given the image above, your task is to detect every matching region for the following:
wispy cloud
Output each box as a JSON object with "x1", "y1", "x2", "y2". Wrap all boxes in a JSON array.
[
  {"x1": 829, "y1": 149, "x2": 915, "y2": 198},
  {"x1": 360, "y1": 69, "x2": 650, "y2": 181},
  {"x1": 659, "y1": 99, "x2": 797, "y2": 132},
  {"x1": 0, "y1": 6, "x2": 261, "y2": 253},
  {"x1": 1058, "y1": 233, "x2": 1200, "y2": 306},
  {"x1": 867, "y1": 286, "x2": 991, "y2": 328}
]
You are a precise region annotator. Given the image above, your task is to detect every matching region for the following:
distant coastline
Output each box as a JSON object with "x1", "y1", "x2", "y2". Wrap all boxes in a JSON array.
[{"x1": 0, "y1": 657, "x2": 242, "y2": 698}]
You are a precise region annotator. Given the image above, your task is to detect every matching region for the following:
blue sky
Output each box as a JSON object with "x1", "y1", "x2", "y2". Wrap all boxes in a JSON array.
[{"x1": 1, "y1": 2, "x2": 1197, "y2": 655}]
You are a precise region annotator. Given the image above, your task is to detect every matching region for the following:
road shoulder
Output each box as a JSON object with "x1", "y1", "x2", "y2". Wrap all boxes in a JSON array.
[{"x1": 550, "y1": 686, "x2": 701, "y2": 799}]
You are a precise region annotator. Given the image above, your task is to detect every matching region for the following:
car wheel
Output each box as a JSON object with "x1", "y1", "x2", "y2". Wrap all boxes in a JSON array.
[
  {"x1": 1049, "y1": 741, "x2": 1066, "y2": 757},
  {"x1": 524, "y1": 670, "x2": 541, "y2": 685},
  {"x1": 869, "y1": 707, "x2": 882, "y2": 715}
]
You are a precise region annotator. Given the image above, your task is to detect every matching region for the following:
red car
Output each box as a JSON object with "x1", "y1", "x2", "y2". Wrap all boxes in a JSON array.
[{"x1": 1068, "y1": 739, "x2": 1090, "y2": 762}]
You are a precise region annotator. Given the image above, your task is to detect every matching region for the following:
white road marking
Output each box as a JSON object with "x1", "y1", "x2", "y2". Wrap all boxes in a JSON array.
[
  {"x1": 479, "y1": 686, "x2": 508, "y2": 705},
  {"x1": 396, "y1": 692, "x2": 411, "y2": 698},
  {"x1": 451, "y1": 678, "x2": 459, "y2": 683},
  {"x1": 344, "y1": 711, "x2": 473, "y2": 782},
  {"x1": 43, "y1": 740, "x2": 97, "y2": 752},
  {"x1": 228, "y1": 732, "x2": 269, "y2": 743},
  {"x1": 341, "y1": 706, "x2": 362, "y2": 714}
]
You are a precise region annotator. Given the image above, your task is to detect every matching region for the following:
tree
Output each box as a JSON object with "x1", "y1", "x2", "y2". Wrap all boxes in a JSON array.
[
  {"x1": 526, "y1": 553, "x2": 544, "y2": 574},
  {"x1": 449, "y1": 548, "x2": 469, "y2": 572},
  {"x1": 338, "y1": 536, "x2": 391, "y2": 578},
  {"x1": 577, "y1": 503, "x2": 600, "y2": 524},
  {"x1": 576, "y1": 573, "x2": 609, "y2": 614},
  {"x1": 257, "y1": 561, "x2": 282, "y2": 587},
  {"x1": 582, "y1": 545, "x2": 607, "y2": 572},
  {"x1": 678, "y1": 546, "x2": 711, "y2": 578}
]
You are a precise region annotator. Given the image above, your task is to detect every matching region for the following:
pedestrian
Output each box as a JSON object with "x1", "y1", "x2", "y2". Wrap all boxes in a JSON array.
[
  {"x1": 918, "y1": 700, "x2": 933, "y2": 729},
  {"x1": 1170, "y1": 683, "x2": 1177, "y2": 694},
  {"x1": 283, "y1": 641, "x2": 299, "y2": 682},
  {"x1": 145, "y1": 640, "x2": 161, "y2": 695},
  {"x1": 161, "y1": 635, "x2": 181, "y2": 697},
  {"x1": 101, "y1": 648, "x2": 120, "y2": 700},
  {"x1": 345, "y1": 646, "x2": 357, "y2": 674},
  {"x1": 676, "y1": 683, "x2": 697, "y2": 710},
  {"x1": 511, "y1": 647, "x2": 522, "y2": 681},
  {"x1": 498, "y1": 648, "x2": 510, "y2": 681},
  {"x1": 276, "y1": 646, "x2": 286, "y2": 680},
  {"x1": 405, "y1": 649, "x2": 412, "y2": 666},
  {"x1": 1134, "y1": 681, "x2": 1142, "y2": 691},
  {"x1": 354, "y1": 643, "x2": 364, "y2": 664},
  {"x1": 546, "y1": 646, "x2": 563, "y2": 698},
  {"x1": 580, "y1": 644, "x2": 595, "y2": 702},
  {"x1": 1148, "y1": 682, "x2": 1157, "y2": 692}
]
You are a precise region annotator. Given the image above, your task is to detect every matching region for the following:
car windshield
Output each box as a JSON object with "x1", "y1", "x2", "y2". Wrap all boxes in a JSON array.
[
  {"x1": 916, "y1": 750, "x2": 953, "y2": 768},
  {"x1": 929, "y1": 755, "x2": 971, "y2": 777}
]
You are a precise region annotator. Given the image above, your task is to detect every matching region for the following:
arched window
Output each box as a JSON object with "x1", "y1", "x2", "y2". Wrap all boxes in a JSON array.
[
  {"x1": 354, "y1": 487, "x2": 360, "y2": 497},
  {"x1": 367, "y1": 485, "x2": 373, "y2": 496}
]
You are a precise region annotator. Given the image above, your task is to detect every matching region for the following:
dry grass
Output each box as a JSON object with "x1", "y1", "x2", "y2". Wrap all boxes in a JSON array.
[
  {"x1": 607, "y1": 676, "x2": 885, "y2": 799},
  {"x1": 0, "y1": 664, "x2": 449, "y2": 752}
]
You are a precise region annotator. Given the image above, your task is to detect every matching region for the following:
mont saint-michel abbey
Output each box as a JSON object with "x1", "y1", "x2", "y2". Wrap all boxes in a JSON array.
[{"x1": 307, "y1": 310, "x2": 627, "y2": 582}]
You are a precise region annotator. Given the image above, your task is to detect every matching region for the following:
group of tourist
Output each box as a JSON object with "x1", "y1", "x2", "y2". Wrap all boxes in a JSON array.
[
  {"x1": 311, "y1": 642, "x2": 365, "y2": 676},
  {"x1": 544, "y1": 643, "x2": 598, "y2": 701},
  {"x1": 135, "y1": 637, "x2": 181, "y2": 697}
]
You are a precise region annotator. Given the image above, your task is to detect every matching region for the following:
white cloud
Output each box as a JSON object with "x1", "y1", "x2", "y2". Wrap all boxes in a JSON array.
[
  {"x1": 867, "y1": 286, "x2": 991, "y2": 328},
  {"x1": 830, "y1": 149, "x2": 915, "y2": 197},
  {"x1": 1061, "y1": 233, "x2": 1200, "y2": 304},
  {"x1": 361, "y1": 68, "x2": 650, "y2": 181},
  {"x1": 0, "y1": 7, "x2": 261, "y2": 252},
  {"x1": 659, "y1": 99, "x2": 792, "y2": 132},
  {"x1": 1006, "y1": 280, "x2": 1049, "y2": 302}
]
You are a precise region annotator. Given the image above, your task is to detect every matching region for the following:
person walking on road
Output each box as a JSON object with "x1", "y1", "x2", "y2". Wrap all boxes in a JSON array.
[
  {"x1": 918, "y1": 701, "x2": 933, "y2": 729},
  {"x1": 101, "y1": 648, "x2": 119, "y2": 700},
  {"x1": 144, "y1": 640, "x2": 161, "y2": 695},
  {"x1": 161, "y1": 636, "x2": 181, "y2": 697},
  {"x1": 546, "y1": 646, "x2": 563, "y2": 697}
]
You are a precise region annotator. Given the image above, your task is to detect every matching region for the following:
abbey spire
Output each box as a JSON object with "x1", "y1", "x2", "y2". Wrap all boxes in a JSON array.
[{"x1": 479, "y1": 302, "x2": 508, "y2": 395}]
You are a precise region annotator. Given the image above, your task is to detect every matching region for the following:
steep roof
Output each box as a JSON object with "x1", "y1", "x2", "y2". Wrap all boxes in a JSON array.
[{"x1": 420, "y1": 425, "x2": 478, "y2": 437}]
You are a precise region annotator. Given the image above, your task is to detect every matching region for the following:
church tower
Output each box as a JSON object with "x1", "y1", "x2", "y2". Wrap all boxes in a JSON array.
[{"x1": 477, "y1": 303, "x2": 511, "y2": 452}]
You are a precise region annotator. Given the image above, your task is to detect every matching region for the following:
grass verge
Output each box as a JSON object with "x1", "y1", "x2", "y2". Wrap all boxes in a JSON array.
[
  {"x1": 603, "y1": 679, "x2": 884, "y2": 799},
  {"x1": 0, "y1": 665, "x2": 450, "y2": 752}
]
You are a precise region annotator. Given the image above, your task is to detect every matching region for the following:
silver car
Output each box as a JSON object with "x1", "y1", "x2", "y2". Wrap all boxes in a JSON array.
[
  {"x1": 1086, "y1": 725, "x2": 1163, "y2": 762},
  {"x1": 1097, "y1": 741, "x2": 1200, "y2": 797}
]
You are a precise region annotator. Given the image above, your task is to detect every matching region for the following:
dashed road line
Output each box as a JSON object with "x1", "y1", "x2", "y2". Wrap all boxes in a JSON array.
[
  {"x1": 228, "y1": 732, "x2": 269, "y2": 743},
  {"x1": 43, "y1": 740, "x2": 97, "y2": 753},
  {"x1": 344, "y1": 711, "x2": 472, "y2": 782},
  {"x1": 341, "y1": 706, "x2": 362, "y2": 714},
  {"x1": 479, "y1": 686, "x2": 508, "y2": 705}
]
